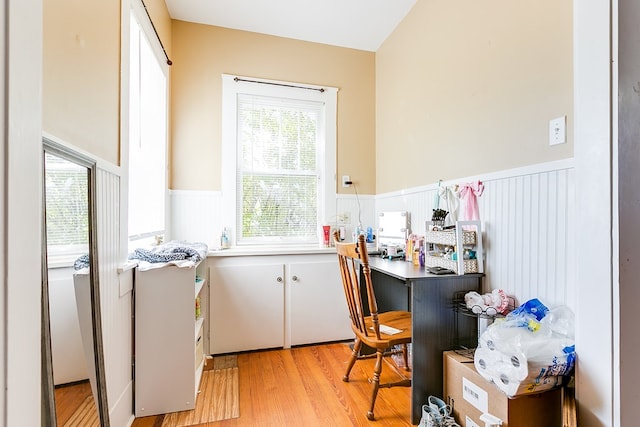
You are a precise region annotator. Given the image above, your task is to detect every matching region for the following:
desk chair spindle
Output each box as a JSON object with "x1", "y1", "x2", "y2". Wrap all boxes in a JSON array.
[{"x1": 334, "y1": 231, "x2": 412, "y2": 421}]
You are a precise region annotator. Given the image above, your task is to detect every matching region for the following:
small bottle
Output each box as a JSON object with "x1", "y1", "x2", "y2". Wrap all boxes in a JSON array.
[
  {"x1": 221, "y1": 228, "x2": 230, "y2": 249},
  {"x1": 406, "y1": 237, "x2": 413, "y2": 262}
]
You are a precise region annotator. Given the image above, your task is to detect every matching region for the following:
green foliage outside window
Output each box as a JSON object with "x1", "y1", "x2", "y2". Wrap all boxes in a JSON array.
[
  {"x1": 44, "y1": 153, "x2": 89, "y2": 247},
  {"x1": 238, "y1": 96, "x2": 320, "y2": 242}
]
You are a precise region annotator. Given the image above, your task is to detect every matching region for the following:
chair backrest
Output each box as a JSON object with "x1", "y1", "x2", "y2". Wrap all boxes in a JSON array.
[{"x1": 333, "y1": 231, "x2": 381, "y2": 340}]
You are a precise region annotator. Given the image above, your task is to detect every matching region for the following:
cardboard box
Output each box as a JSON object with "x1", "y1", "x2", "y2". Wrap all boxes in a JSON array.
[{"x1": 443, "y1": 351, "x2": 562, "y2": 427}]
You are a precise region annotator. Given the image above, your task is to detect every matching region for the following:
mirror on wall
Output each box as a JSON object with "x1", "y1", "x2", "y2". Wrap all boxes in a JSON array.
[{"x1": 41, "y1": 137, "x2": 110, "y2": 427}]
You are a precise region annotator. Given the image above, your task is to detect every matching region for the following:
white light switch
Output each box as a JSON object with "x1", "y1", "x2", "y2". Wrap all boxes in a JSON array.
[{"x1": 549, "y1": 116, "x2": 566, "y2": 146}]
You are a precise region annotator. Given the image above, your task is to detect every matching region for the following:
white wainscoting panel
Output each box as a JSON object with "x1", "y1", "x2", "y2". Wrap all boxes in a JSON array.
[
  {"x1": 479, "y1": 168, "x2": 575, "y2": 309},
  {"x1": 335, "y1": 193, "x2": 376, "y2": 237},
  {"x1": 170, "y1": 190, "x2": 222, "y2": 248},
  {"x1": 375, "y1": 160, "x2": 575, "y2": 310},
  {"x1": 48, "y1": 267, "x2": 89, "y2": 385},
  {"x1": 96, "y1": 168, "x2": 133, "y2": 427}
]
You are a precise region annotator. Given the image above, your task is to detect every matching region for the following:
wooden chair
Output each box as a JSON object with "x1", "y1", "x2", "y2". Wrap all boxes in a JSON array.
[{"x1": 333, "y1": 231, "x2": 412, "y2": 421}]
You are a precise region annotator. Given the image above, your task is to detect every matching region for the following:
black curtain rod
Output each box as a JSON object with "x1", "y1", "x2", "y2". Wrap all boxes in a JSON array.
[
  {"x1": 234, "y1": 77, "x2": 324, "y2": 93},
  {"x1": 140, "y1": 0, "x2": 172, "y2": 66}
]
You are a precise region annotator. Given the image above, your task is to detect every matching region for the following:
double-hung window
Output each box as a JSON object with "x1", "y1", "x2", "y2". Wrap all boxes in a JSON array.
[
  {"x1": 222, "y1": 75, "x2": 337, "y2": 246},
  {"x1": 127, "y1": 1, "x2": 168, "y2": 249},
  {"x1": 44, "y1": 152, "x2": 89, "y2": 266}
]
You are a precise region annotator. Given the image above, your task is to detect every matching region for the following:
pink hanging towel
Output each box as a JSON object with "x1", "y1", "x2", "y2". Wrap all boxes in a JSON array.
[{"x1": 458, "y1": 180, "x2": 484, "y2": 222}]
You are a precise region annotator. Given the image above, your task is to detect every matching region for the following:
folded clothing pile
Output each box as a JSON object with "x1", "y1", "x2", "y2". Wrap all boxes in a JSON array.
[
  {"x1": 473, "y1": 298, "x2": 575, "y2": 397},
  {"x1": 129, "y1": 240, "x2": 209, "y2": 271},
  {"x1": 129, "y1": 240, "x2": 208, "y2": 263}
]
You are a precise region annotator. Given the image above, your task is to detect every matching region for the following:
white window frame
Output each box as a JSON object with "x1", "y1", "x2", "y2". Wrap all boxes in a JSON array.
[
  {"x1": 125, "y1": 0, "x2": 170, "y2": 251},
  {"x1": 42, "y1": 143, "x2": 92, "y2": 268},
  {"x1": 221, "y1": 74, "x2": 337, "y2": 247}
]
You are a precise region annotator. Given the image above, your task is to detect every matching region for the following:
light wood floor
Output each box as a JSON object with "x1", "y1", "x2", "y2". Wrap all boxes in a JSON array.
[
  {"x1": 54, "y1": 379, "x2": 99, "y2": 426},
  {"x1": 133, "y1": 342, "x2": 414, "y2": 427}
]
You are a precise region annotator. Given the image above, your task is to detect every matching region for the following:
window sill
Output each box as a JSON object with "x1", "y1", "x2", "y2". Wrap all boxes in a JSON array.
[
  {"x1": 47, "y1": 254, "x2": 83, "y2": 269},
  {"x1": 208, "y1": 245, "x2": 336, "y2": 257}
]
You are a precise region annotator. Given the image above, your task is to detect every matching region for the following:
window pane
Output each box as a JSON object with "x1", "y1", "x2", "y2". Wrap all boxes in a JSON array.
[
  {"x1": 44, "y1": 153, "x2": 89, "y2": 255},
  {"x1": 237, "y1": 94, "x2": 321, "y2": 244},
  {"x1": 128, "y1": 11, "x2": 167, "y2": 243},
  {"x1": 241, "y1": 174, "x2": 317, "y2": 240}
]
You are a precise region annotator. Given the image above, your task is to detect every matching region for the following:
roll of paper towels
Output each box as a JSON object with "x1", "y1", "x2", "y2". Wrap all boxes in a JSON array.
[
  {"x1": 494, "y1": 373, "x2": 563, "y2": 397},
  {"x1": 474, "y1": 342, "x2": 574, "y2": 397}
]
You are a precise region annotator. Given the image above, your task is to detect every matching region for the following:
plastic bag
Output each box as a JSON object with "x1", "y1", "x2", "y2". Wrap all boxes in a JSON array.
[{"x1": 474, "y1": 298, "x2": 575, "y2": 397}]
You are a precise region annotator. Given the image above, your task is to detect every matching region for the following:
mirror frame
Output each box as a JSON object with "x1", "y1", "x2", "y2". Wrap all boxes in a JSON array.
[{"x1": 41, "y1": 137, "x2": 110, "y2": 427}]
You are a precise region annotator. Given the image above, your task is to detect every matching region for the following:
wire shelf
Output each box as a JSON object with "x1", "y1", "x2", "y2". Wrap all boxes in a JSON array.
[{"x1": 452, "y1": 290, "x2": 516, "y2": 320}]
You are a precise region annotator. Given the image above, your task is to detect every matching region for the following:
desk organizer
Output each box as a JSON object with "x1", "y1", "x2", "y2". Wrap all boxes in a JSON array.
[
  {"x1": 425, "y1": 255, "x2": 479, "y2": 274},
  {"x1": 424, "y1": 220, "x2": 484, "y2": 275}
]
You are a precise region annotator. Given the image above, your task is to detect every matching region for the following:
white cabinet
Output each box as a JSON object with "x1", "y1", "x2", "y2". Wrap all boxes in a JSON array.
[
  {"x1": 209, "y1": 262, "x2": 284, "y2": 354},
  {"x1": 134, "y1": 261, "x2": 207, "y2": 417},
  {"x1": 209, "y1": 254, "x2": 352, "y2": 354},
  {"x1": 49, "y1": 268, "x2": 89, "y2": 385},
  {"x1": 288, "y1": 260, "x2": 352, "y2": 346}
]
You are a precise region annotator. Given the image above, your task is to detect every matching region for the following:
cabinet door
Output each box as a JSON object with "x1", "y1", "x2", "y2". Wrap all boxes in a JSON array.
[
  {"x1": 288, "y1": 260, "x2": 353, "y2": 346},
  {"x1": 210, "y1": 263, "x2": 284, "y2": 354}
]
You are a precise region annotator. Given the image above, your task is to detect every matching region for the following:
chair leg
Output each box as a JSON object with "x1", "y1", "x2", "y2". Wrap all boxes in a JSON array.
[
  {"x1": 343, "y1": 338, "x2": 361, "y2": 382},
  {"x1": 402, "y1": 343, "x2": 410, "y2": 371},
  {"x1": 367, "y1": 349, "x2": 384, "y2": 421}
]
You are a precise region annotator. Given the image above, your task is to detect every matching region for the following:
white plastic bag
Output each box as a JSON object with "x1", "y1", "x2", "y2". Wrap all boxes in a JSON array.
[{"x1": 474, "y1": 298, "x2": 575, "y2": 397}]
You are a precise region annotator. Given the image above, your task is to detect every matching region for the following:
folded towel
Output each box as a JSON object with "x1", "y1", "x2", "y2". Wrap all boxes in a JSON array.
[{"x1": 129, "y1": 240, "x2": 208, "y2": 264}]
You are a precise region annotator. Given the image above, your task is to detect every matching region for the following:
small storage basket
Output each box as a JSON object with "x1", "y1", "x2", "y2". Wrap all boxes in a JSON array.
[
  {"x1": 424, "y1": 229, "x2": 477, "y2": 246},
  {"x1": 424, "y1": 255, "x2": 479, "y2": 274}
]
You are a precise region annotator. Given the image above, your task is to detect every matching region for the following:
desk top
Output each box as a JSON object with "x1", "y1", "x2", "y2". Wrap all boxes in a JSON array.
[{"x1": 367, "y1": 256, "x2": 483, "y2": 281}]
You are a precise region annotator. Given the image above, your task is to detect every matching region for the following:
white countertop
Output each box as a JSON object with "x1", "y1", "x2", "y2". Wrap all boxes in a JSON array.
[{"x1": 207, "y1": 245, "x2": 336, "y2": 257}]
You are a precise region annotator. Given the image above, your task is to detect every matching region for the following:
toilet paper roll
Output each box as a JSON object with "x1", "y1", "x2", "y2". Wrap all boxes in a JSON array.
[
  {"x1": 479, "y1": 344, "x2": 574, "y2": 377},
  {"x1": 475, "y1": 346, "x2": 573, "y2": 397},
  {"x1": 479, "y1": 324, "x2": 547, "y2": 356},
  {"x1": 474, "y1": 346, "x2": 499, "y2": 382},
  {"x1": 475, "y1": 345, "x2": 574, "y2": 383},
  {"x1": 494, "y1": 373, "x2": 564, "y2": 397},
  {"x1": 474, "y1": 346, "x2": 529, "y2": 381}
]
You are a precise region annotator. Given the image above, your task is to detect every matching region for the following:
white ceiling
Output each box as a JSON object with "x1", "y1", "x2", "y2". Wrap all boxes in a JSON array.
[{"x1": 164, "y1": 0, "x2": 417, "y2": 52}]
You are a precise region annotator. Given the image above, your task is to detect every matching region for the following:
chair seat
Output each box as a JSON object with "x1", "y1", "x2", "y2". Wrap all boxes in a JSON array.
[{"x1": 359, "y1": 310, "x2": 412, "y2": 350}]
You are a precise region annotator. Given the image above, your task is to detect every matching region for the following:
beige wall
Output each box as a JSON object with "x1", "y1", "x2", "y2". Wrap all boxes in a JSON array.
[
  {"x1": 43, "y1": 0, "x2": 121, "y2": 165},
  {"x1": 41, "y1": 0, "x2": 570, "y2": 195},
  {"x1": 144, "y1": 0, "x2": 172, "y2": 59},
  {"x1": 376, "y1": 0, "x2": 573, "y2": 193},
  {"x1": 170, "y1": 21, "x2": 376, "y2": 194}
]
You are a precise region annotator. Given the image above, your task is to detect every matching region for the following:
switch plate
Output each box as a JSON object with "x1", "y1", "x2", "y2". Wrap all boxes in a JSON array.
[
  {"x1": 549, "y1": 116, "x2": 566, "y2": 146},
  {"x1": 342, "y1": 175, "x2": 351, "y2": 187}
]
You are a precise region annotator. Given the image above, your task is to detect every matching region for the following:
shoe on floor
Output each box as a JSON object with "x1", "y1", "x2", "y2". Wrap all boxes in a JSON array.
[
  {"x1": 427, "y1": 395, "x2": 460, "y2": 427},
  {"x1": 418, "y1": 404, "x2": 443, "y2": 427},
  {"x1": 428, "y1": 395, "x2": 450, "y2": 417}
]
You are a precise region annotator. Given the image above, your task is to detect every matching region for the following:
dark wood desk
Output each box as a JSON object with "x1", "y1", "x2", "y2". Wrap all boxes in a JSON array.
[{"x1": 365, "y1": 257, "x2": 483, "y2": 425}]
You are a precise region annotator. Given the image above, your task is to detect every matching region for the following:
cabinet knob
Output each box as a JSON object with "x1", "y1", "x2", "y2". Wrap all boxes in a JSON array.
[
  {"x1": 292, "y1": 275, "x2": 298, "y2": 282},
  {"x1": 276, "y1": 276, "x2": 283, "y2": 282}
]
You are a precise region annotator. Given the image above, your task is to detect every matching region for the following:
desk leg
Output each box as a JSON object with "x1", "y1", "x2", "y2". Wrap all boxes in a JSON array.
[{"x1": 409, "y1": 276, "x2": 481, "y2": 425}]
